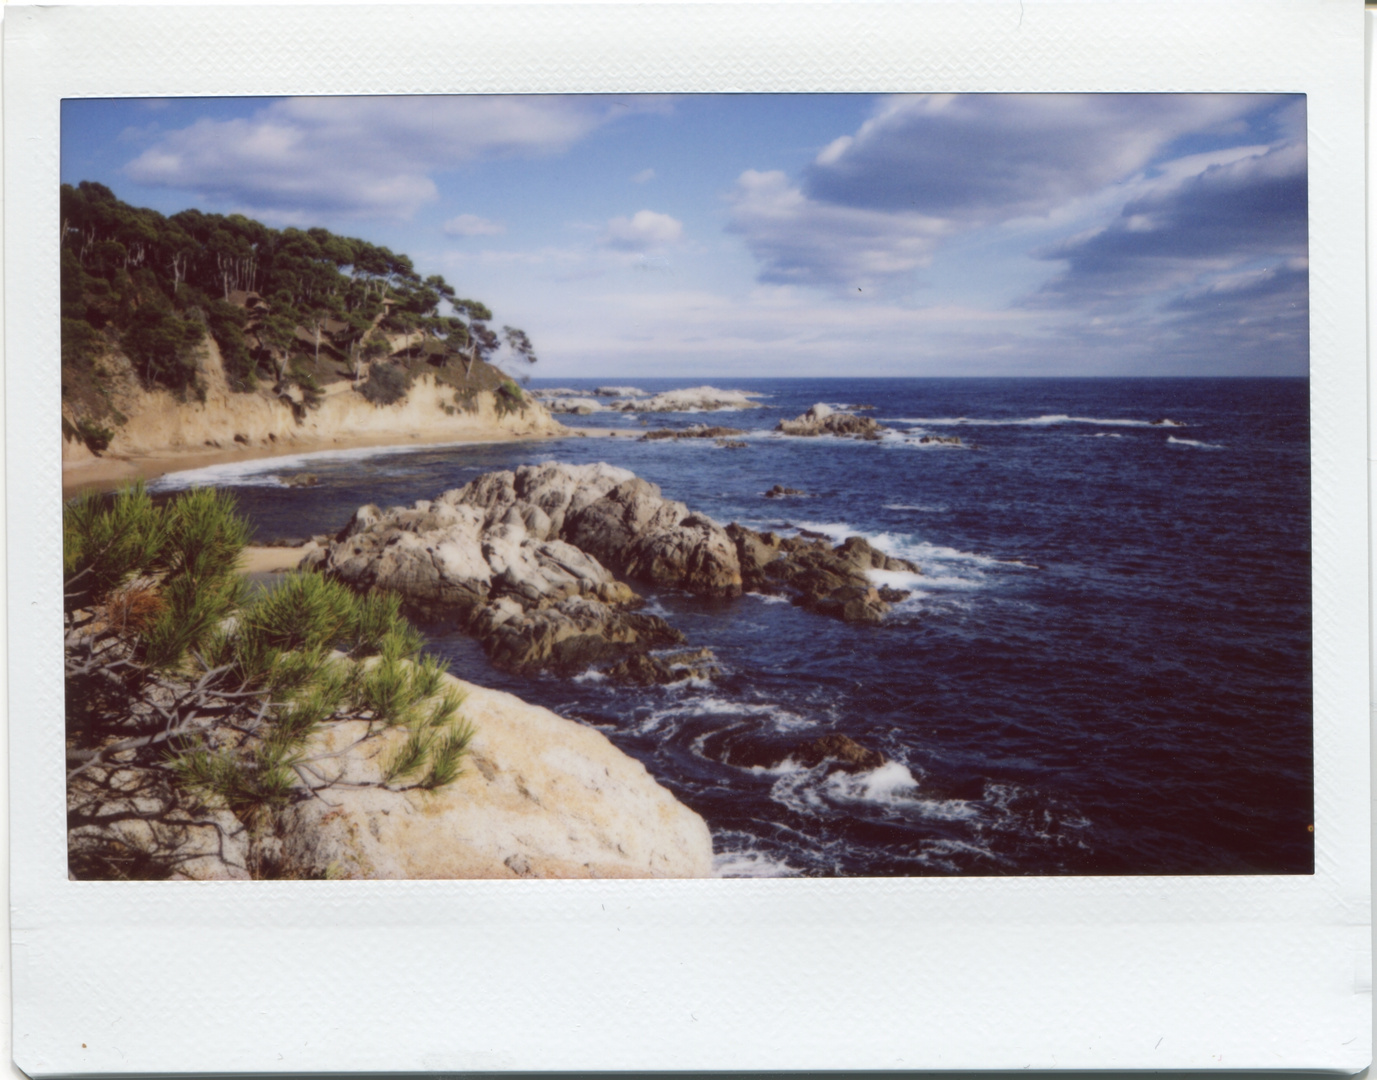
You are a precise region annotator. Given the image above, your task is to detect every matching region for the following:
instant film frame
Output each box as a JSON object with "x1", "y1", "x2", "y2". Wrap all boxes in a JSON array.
[{"x1": 6, "y1": 2, "x2": 1369, "y2": 1072}]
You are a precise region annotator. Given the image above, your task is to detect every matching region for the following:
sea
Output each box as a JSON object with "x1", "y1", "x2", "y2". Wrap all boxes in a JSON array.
[{"x1": 150, "y1": 377, "x2": 1313, "y2": 877}]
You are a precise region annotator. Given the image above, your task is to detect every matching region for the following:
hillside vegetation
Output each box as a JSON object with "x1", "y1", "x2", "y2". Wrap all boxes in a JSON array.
[{"x1": 61, "y1": 182, "x2": 537, "y2": 450}]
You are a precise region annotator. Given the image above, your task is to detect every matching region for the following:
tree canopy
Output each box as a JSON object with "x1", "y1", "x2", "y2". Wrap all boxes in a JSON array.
[{"x1": 61, "y1": 182, "x2": 532, "y2": 401}]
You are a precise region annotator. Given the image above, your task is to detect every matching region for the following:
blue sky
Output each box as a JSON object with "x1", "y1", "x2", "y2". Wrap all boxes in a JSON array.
[{"x1": 62, "y1": 93, "x2": 1308, "y2": 378}]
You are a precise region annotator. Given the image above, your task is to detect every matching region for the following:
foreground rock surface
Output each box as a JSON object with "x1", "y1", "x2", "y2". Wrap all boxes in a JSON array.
[
  {"x1": 271, "y1": 675, "x2": 713, "y2": 879},
  {"x1": 310, "y1": 462, "x2": 923, "y2": 675},
  {"x1": 777, "y1": 403, "x2": 885, "y2": 440}
]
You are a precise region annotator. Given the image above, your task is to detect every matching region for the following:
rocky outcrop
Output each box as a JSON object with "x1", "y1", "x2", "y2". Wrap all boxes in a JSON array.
[
  {"x1": 727, "y1": 525, "x2": 918, "y2": 624},
  {"x1": 777, "y1": 403, "x2": 885, "y2": 440},
  {"x1": 310, "y1": 463, "x2": 922, "y2": 677},
  {"x1": 308, "y1": 463, "x2": 740, "y2": 673},
  {"x1": 544, "y1": 396, "x2": 604, "y2": 415},
  {"x1": 604, "y1": 647, "x2": 719, "y2": 686},
  {"x1": 609, "y1": 386, "x2": 763, "y2": 413},
  {"x1": 268, "y1": 674, "x2": 713, "y2": 879},
  {"x1": 722, "y1": 732, "x2": 887, "y2": 773},
  {"x1": 639, "y1": 425, "x2": 747, "y2": 442},
  {"x1": 918, "y1": 435, "x2": 963, "y2": 446},
  {"x1": 764, "y1": 485, "x2": 807, "y2": 499},
  {"x1": 532, "y1": 386, "x2": 761, "y2": 415}
]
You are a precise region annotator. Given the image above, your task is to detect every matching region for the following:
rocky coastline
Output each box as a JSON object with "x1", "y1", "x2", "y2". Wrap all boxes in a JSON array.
[{"x1": 300, "y1": 461, "x2": 924, "y2": 682}]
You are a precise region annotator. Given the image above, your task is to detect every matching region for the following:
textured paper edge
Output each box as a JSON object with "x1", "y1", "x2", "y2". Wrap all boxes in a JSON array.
[{"x1": 3, "y1": 2, "x2": 1369, "y2": 1073}]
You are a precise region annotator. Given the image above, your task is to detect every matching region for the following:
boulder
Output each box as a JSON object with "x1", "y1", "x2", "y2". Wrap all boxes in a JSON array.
[
  {"x1": 726, "y1": 525, "x2": 921, "y2": 623},
  {"x1": 269, "y1": 676, "x2": 713, "y2": 879},
  {"x1": 605, "y1": 647, "x2": 719, "y2": 686},
  {"x1": 722, "y1": 732, "x2": 886, "y2": 773},
  {"x1": 475, "y1": 595, "x2": 684, "y2": 674},
  {"x1": 564, "y1": 479, "x2": 743, "y2": 598},
  {"x1": 777, "y1": 403, "x2": 885, "y2": 440}
]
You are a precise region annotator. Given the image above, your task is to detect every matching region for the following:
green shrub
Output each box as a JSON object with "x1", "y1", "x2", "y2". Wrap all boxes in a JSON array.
[
  {"x1": 66, "y1": 486, "x2": 477, "y2": 869},
  {"x1": 494, "y1": 379, "x2": 526, "y2": 417},
  {"x1": 359, "y1": 362, "x2": 411, "y2": 406}
]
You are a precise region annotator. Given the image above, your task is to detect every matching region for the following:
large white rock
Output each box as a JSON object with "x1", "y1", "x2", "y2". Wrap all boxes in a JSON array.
[{"x1": 276, "y1": 675, "x2": 714, "y2": 878}]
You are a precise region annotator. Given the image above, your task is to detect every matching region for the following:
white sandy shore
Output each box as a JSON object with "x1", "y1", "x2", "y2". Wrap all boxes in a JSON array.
[{"x1": 61, "y1": 425, "x2": 624, "y2": 498}]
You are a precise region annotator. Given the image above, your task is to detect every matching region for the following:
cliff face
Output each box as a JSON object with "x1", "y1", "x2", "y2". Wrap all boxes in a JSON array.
[{"x1": 61, "y1": 338, "x2": 564, "y2": 465}]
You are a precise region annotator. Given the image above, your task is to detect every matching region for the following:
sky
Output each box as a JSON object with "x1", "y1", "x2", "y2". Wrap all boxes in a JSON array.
[{"x1": 61, "y1": 93, "x2": 1308, "y2": 379}]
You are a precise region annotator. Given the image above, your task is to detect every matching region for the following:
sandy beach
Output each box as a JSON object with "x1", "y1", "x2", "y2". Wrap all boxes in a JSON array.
[{"x1": 61, "y1": 425, "x2": 622, "y2": 498}]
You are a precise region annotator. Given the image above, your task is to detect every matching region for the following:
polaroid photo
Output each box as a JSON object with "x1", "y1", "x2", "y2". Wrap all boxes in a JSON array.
[{"x1": 5, "y1": 1, "x2": 1370, "y2": 1073}]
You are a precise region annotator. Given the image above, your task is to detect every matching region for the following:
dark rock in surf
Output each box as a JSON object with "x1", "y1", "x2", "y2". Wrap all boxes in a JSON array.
[
  {"x1": 764, "y1": 485, "x2": 807, "y2": 499},
  {"x1": 726, "y1": 524, "x2": 920, "y2": 624},
  {"x1": 604, "y1": 647, "x2": 719, "y2": 686},
  {"x1": 723, "y1": 733, "x2": 886, "y2": 773},
  {"x1": 639, "y1": 425, "x2": 747, "y2": 442}
]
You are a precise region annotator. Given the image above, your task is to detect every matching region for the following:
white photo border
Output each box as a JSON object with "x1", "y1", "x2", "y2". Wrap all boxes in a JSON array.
[{"x1": 5, "y1": 2, "x2": 1369, "y2": 1073}]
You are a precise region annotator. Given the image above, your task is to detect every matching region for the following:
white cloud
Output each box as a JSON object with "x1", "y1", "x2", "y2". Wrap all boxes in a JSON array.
[
  {"x1": 631, "y1": 168, "x2": 656, "y2": 184},
  {"x1": 443, "y1": 213, "x2": 506, "y2": 237},
  {"x1": 726, "y1": 169, "x2": 949, "y2": 289},
  {"x1": 601, "y1": 209, "x2": 683, "y2": 251},
  {"x1": 805, "y1": 93, "x2": 1274, "y2": 223},
  {"x1": 123, "y1": 95, "x2": 667, "y2": 220}
]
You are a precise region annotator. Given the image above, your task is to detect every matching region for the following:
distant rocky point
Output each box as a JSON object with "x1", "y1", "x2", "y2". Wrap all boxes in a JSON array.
[
  {"x1": 640, "y1": 425, "x2": 747, "y2": 442},
  {"x1": 537, "y1": 386, "x2": 763, "y2": 414}
]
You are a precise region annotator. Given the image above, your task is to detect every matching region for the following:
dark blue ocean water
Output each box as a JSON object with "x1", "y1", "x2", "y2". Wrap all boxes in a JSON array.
[{"x1": 155, "y1": 378, "x2": 1312, "y2": 876}]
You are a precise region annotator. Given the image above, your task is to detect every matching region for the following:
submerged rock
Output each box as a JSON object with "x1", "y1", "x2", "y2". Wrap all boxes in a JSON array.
[
  {"x1": 723, "y1": 732, "x2": 887, "y2": 773},
  {"x1": 918, "y1": 435, "x2": 962, "y2": 446},
  {"x1": 777, "y1": 403, "x2": 885, "y2": 440},
  {"x1": 764, "y1": 484, "x2": 807, "y2": 499}
]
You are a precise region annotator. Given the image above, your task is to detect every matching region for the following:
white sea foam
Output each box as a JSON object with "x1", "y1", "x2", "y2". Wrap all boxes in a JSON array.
[
  {"x1": 712, "y1": 838, "x2": 802, "y2": 878},
  {"x1": 637, "y1": 695, "x2": 815, "y2": 738},
  {"x1": 866, "y1": 568, "x2": 926, "y2": 592},
  {"x1": 785, "y1": 520, "x2": 1029, "y2": 580},
  {"x1": 746, "y1": 591, "x2": 790, "y2": 604},
  {"x1": 882, "y1": 503, "x2": 947, "y2": 513},
  {"x1": 1167, "y1": 436, "x2": 1224, "y2": 449},
  {"x1": 770, "y1": 760, "x2": 981, "y2": 823},
  {"x1": 572, "y1": 669, "x2": 608, "y2": 684},
  {"x1": 880, "y1": 414, "x2": 1178, "y2": 429},
  {"x1": 148, "y1": 438, "x2": 490, "y2": 492}
]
